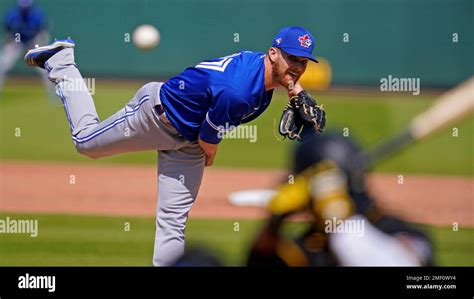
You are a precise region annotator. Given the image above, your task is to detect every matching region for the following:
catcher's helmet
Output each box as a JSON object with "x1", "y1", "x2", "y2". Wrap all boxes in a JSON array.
[{"x1": 293, "y1": 131, "x2": 366, "y2": 195}]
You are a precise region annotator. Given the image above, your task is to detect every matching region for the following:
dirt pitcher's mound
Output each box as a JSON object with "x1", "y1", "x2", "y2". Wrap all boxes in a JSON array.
[{"x1": 0, "y1": 161, "x2": 472, "y2": 226}]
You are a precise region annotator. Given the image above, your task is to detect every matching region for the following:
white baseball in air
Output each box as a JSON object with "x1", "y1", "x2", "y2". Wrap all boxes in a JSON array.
[{"x1": 132, "y1": 24, "x2": 160, "y2": 50}]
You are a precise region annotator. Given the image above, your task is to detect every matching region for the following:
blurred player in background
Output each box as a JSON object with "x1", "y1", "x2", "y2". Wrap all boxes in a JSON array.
[
  {"x1": 0, "y1": 0, "x2": 55, "y2": 99},
  {"x1": 247, "y1": 132, "x2": 433, "y2": 266}
]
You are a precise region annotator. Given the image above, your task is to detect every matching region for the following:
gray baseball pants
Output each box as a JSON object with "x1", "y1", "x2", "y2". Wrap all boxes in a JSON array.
[{"x1": 45, "y1": 48, "x2": 205, "y2": 266}]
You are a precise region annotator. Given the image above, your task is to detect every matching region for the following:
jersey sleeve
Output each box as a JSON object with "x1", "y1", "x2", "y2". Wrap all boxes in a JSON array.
[{"x1": 199, "y1": 85, "x2": 251, "y2": 144}]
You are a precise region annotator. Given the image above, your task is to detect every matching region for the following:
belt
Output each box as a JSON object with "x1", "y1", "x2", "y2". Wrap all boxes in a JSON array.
[{"x1": 154, "y1": 104, "x2": 172, "y2": 126}]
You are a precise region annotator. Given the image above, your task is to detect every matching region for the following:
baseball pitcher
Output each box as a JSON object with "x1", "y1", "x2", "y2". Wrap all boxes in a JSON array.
[{"x1": 24, "y1": 26, "x2": 326, "y2": 266}]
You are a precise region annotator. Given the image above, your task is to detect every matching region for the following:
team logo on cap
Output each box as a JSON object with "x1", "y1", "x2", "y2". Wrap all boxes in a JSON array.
[{"x1": 298, "y1": 34, "x2": 312, "y2": 48}]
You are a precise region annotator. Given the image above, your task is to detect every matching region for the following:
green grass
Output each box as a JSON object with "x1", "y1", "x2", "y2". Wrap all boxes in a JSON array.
[
  {"x1": 0, "y1": 80, "x2": 472, "y2": 175},
  {"x1": 0, "y1": 212, "x2": 472, "y2": 266}
]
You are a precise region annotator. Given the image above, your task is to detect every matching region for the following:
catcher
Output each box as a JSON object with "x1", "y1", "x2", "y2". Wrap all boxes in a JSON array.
[{"x1": 247, "y1": 133, "x2": 433, "y2": 266}]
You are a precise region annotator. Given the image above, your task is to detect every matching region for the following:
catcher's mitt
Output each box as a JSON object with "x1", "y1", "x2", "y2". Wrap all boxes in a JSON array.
[{"x1": 278, "y1": 90, "x2": 326, "y2": 141}]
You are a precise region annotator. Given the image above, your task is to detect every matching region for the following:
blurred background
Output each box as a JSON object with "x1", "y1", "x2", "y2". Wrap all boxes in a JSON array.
[
  {"x1": 0, "y1": 0, "x2": 472, "y2": 86},
  {"x1": 0, "y1": 0, "x2": 472, "y2": 266}
]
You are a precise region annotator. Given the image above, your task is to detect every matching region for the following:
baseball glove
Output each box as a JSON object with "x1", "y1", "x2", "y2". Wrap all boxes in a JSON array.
[{"x1": 279, "y1": 90, "x2": 326, "y2": 141}]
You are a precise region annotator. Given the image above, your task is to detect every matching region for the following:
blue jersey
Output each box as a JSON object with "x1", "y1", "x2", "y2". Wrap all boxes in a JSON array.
[
  {"x1": 4, "y1": 7, "x2": 46, "y2": 44},
  {"x1": 160, "y1": 51, "x2": 274, "y2": 144}
]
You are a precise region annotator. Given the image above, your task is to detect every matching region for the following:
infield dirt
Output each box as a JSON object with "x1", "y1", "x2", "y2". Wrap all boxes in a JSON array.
[{"x1": 0, "y1": 161, "x2": 472, "y2": 226}]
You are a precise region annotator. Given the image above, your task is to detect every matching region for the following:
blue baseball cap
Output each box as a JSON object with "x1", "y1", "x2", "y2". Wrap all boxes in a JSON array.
[{"x1": 272, "y1": 26, "x2": 318, "y2": 63}]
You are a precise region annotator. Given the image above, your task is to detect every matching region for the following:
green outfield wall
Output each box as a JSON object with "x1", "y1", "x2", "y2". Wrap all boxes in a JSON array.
[{"x1": 1, "y1": 0, "x2": 472, "y2": 87}]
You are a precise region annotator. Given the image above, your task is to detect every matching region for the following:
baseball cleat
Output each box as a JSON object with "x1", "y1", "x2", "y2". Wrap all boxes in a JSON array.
[{"x1": 24, "y1": 39, "x2": 75, "y2": 69}]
